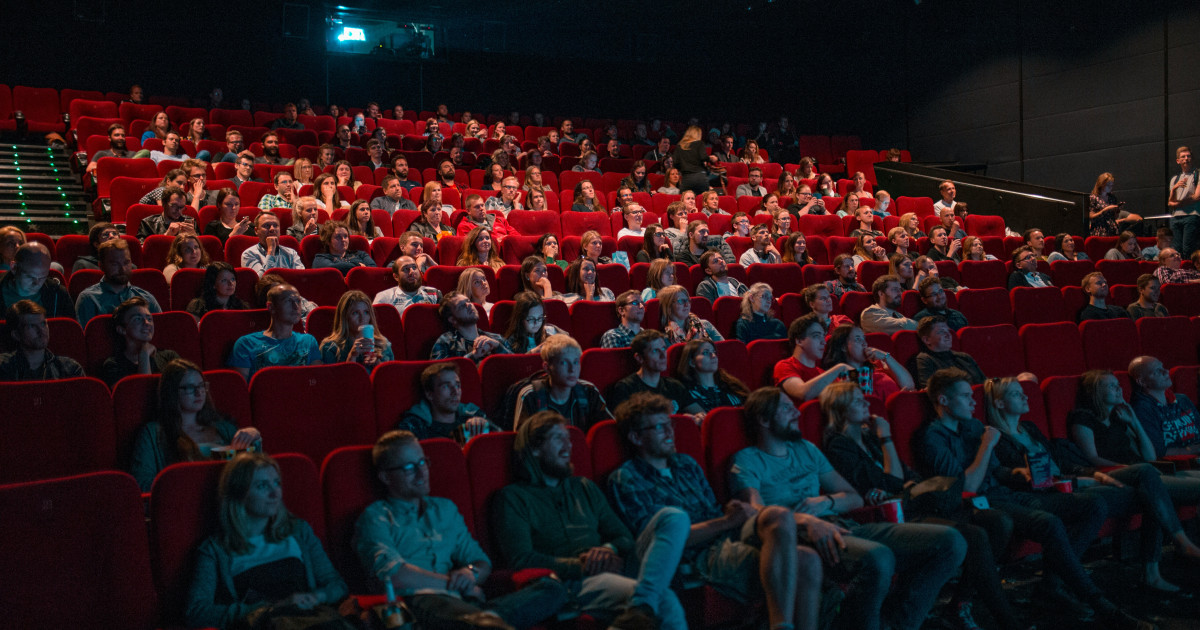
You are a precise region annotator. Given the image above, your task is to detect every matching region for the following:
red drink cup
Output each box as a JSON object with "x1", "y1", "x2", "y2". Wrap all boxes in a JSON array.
[{"x1": 879, "y1": 499, "x2": 904, "y2": 523}]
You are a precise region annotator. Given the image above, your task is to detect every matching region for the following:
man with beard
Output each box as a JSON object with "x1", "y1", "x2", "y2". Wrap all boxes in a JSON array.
[
  {"x1": 1076, "y1": 272, "x2": 1131, "y2": 321},
  {"x1": 396, "y1": 363, "x2": 497, "y2": 444},
  {"x1": 137, "y1": 185, "x2": 197, "y2": 241},
  {"x1": 0, "y1": 300, "x2": 84, "y2": 381},
  {"x1": 607, "y1": 330, "x2": 704, "y2": 417},
  {"x1": 211, "y1": 130, "x2": 247, "y2": 164},
  {"x1": 732, "y1": 386, "x2": 967, "y2": 630},
  {"x1": 373, "y1": 255, "x2": 440, "y2": 316},
  {"x1": 859, "y1": 275, "x2": 916, "y2": 334},
  {"x1": 645, "y1": 136, "x2": 671, "y2": 162},
  {"x1": 822, "y1": 254, "x2": 866, "y2": 300},
  {"x1": 86, "y1": 123, "x2": 134, "y2": 176},
  {"x1": 240, "y1": 211, "x2": 304, "y2": 275},
  {"x1": 228, "y1": 283, "x2": 320, "y2": 379},
  {"x1": 913, "y1": 277, "x2": 968, "y2": 331},
  {"x1": 254, "y1": 131, "x2": 294, "y2": 166},
  {"x1": 437, "y1": 158, "x2": 467, "y2": 195},
  {"x1": 600, "y1": 291, "x2": 645, "y2": 349},
  {"x1": 512, "y1": 335, "x2": 611, "y2": 431},
  {"x1": 268, "y1": 103, "x2": 304, "y2": 130},
  {"x1": 371, "y1": 176, "x2": 418, "y2": 215},
  {"x1": 389, "y1": 154, "x2": 420, "y2": 191},
  {"x1": 609, "y1": 392, "x2": 824, "y2": 630},
  {"x1": 492, "y1": 410, "x2": 688, "y2": 629},
  {"x1": 76, "y1": 238, "x2": 161, "y2": 324},
  {"x1": 695, "y1": 250, "x2": 747, "y2": 302},
  {"x1": 430, "y1": 291, "x2": 510, "y2": 362},
  {"x1": 334, "y1": 124, "x2": 354, "y2": 151}
]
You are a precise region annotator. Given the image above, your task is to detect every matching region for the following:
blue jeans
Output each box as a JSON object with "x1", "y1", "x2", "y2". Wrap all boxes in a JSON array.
[
  {"x1": 1085, "y1": 463, "x2": 1182, "y2": 563},
  {"x1": 824, "y1": 522, "x2": 966, "y2": 630},
  {"x1": 1170, "y1": 213, "x2": 1200, "y2": 259},
  {"x1": 408, "y1": 576, "x2": 568, "y2": 630},
  {"x1": 576, "y1": 507, "x2": 688, "y2": 630}
]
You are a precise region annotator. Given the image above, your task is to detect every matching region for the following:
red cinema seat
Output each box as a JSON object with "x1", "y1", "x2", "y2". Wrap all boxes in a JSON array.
[
  {"x1": 796, "y1": 214, "x2": 842, "y2": 238},
  {"x1": 857, "y1": 261, "x2": 891, "y2": 291},
  {"x1": 507, "y1": 209, "x2": 562, "y2": 238},
  {"x1": 1021, "y1": 322, "x2": 1086, "y2": 379},
  {"x1": 13, "y1": 85, "x2": 62, "y2": 132},
  {"x1": 319, "y1": 445, "x2": 385, "y2": 592},
  {"x1": 250, "y1": 364, "x2": 375, "y2": 464},
  {"x1": 1137, "y1": 316, "x2": 1198, "y2": 368},
  {"x1": 0, "y1": 471, "x2": 157, "y2": 630},
  {"x1": 198, "y1": 308, "x2": 271, "y2": 369},
  {"x1": 400, "y1": 303, "x2": 448, "y2": 359},
  {"x1": 588, "y1": 415, "x2": 702, "y2": 484},
  {"x1": 955, "y1": 287, "x2": 1012, "y2": 327},
  {"x1": 570, "y1": 300, "x2": 621, "y2": 350},
  {"x1": 561, "y1": 211, "x2": 612, "y2": 237},
  {"x1": 346, "y1": 266, "x2": 396, "y2": 300},
  {"x1": 580, "y1": 347, "x2": 639, "y2": 397},
  {"x1": 959, "y1": 260, "x2": 1008, "y2": 290},
  {"x1": 1050, "y1": 260, "x2": 1095, "y2": 289},
  {"x1": 746, "y1": 264, "x2": 807, "y2": 296},
  {"x1": 1011, "y1": 286, "x2": 1067, "y2": 327},
  {"x1": 1160, "y1": 283, "x2": 1200, "y2": 317},
  {"x1": 371, "y1": 358, "x2": 480, "y2": 436},
  {"x1": 33, "y1": 317, "x2": 85, "y2": 364},
  {"x1": 0, "y1": 377, "x2": 116, "y2": 484},
  {"x1": 269, "y1": 268, "x2": 348, "y2": 306},
  {"x1": 1095, "y1": 259, "x2": 1142, "y2": 286},
  {"x1": 746, "y1": 338, "x2": 790, "y2": 387},
  {"x1": 1040, "y1": 375, "x2": 1081, "y2": 439},
  {"x1": 1171, "y1": 365, "x2": 1199, "y2": 401},
  {"x1": 701, "y1": 407, "x2": 751, "y2": 502},
  {"x1": 957, "y1": 324, "x2": 1025, "y2": 378},
  {"x1": 479, "y1": 354, "x2": 546, "y2": 422},
  {"x1": 965, "y1": 215, "x2": 1005, "y2": 237},
  {"x1": 1080, "y1": 318, "x2": 1140, "y2": 371},
  {"x1": 885, "y1": 390, "x2": 935, "y2": 467},
  {"x1": 839, "y1": 291, "x2": 873, "y2": 325}
]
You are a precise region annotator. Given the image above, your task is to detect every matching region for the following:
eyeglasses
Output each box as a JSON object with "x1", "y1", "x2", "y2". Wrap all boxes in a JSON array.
[
  {"x1": 502, "y1": 185, "x2": 518, "y2": 190},
  {"x1": 638, "y1": 421, "x2": 673, "y2": 435},
  {"x1": 382, "y1": 458, "x2": 430, "y2": 475},
  {"x1": 524, "y1": 315, "x2": 546, "y2": 324},
  {"x1": 178, "y1": 381, "x2": 209, "y2": 396}
]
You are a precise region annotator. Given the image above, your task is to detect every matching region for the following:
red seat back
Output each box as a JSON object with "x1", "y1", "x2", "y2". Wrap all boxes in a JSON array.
[
  {"x1": 959, "y1": 260, "x2": 1008, "y2": 290},
  {"x1": 198, "y1": 308, "x2": 271, "y2": 369},
  {"x1": 580, "y1": 347, "x2": 639, "y2": 397},
  {"x1": 957, "y1": 324, "x2": 1025, "y2": 379},
  {"x1": 479, "y1": 354, "x2": 546, "y2": 422},
  {"x1": 1011, "y1": 286, "x2": 1067, "y2": 327},
  {"x1": 955, "y1": 287, "x2": 1012, "y2": 327},
  {"x1": 701, "y1": 407, "x2": 751, "y2": 502},
  {"x1": 371, "y1": 359, "x2": 481, "y2": 437},
  {"x1": 746, "y1": 338, "x2": 790, "y2": 387},
  {"x1": 1080, "y1": 318, "x2": 1140, "y2": 371},
  {"x1": 1160, "y1": 283, "x2": 1200, "y2": 317},
  {"x1": 885, "y1": 390, "x2": 933, "y2": 467},
  {"x1": 0, "y1": 377, "x2": 115, "y2": 484},
  {"x1": 1020, "y1": 322, "x2": 1086, "y2": 379},
  {"x1": 269, "y1": 267, "x2": 349, "y2": 306},
  {"x1": 1137, "y1": 316, "x2": 1198, "y2": 368},
  {"x1": 250, "y1": 364, "x2": 375, "y2": 464}
]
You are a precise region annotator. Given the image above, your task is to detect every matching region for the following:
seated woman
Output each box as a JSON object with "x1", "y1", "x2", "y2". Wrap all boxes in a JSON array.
[
  {"x1": 312, "y1": 173, "x2": 349, "y2": 211},
  {"x1": 780, "y1": 231, "x2": 812, "y2": 267},
  {"x1": 100, "y1": 297, "x2": 181, "y2": 387},
  {"x1": 698, "y1": 190, "x2": 724, "y2": 216},
  {"x1": 535, "y1": 233, "x2": 568, "y2": 270},
  {"x1": 848, "y1": 202, "x2": 883, "y2": 238},
  {"x1": 319, "y1": 290, "x2": 393, "y2": 370},
  {"x1": 637, "y1": 225, "x2": 674, "y2": 264},
  {"x1": 203, "y1": 189, "x2": 251, "y2": 245},
  {"x1": 130, "y1": 359, "x2": 261, "y2": 492},
  {"x1": 1104, "y1": 231, "x2": 1141, "y2": 260},
  {"x1": 563, "y1": 258, "x2": 614, "y2": 305},
  {"x1": 803, "y1": 283, "x2": 852, "y2": 331},
  {"x1": 571, "y1": 151, "x2": 601, "y2": 174},
  {"x1": 733, "y1": 282, "x2": 786, "y2": 343},
  {"x1": 888, "y1": 227, "x2": 916, "y2": 261},
  {"x1": 292, "y1": 158, "x2": 315, "y2": 190},
  {"x1": 410, "y1": 200, "x2": 453, "y2": 242},
  {"x1": 312, "y1": 221, "x2": 373, "y2": 274},
  {"x1": 640, "y1": 258, "x2": 677, "y2": 301},
  {"x1": 139, "y1": 168, "x2": 188, "y2": 206},
  {"x1": 821, "y1": 381, "x2": 1029, "y2": 630},
  {"x1": 483, "y1": 163, "x2": 506, "y2": 192},
  {"x1": 520, "y1": 255, "x2": 560, "y2": 300},
  {"x1": 184, "y1": 453, "x2": 346, "y2": 629},
  {"x1": 822, "y1": 324, "x2": 914, "y2": 401},
  {"x1": 774, "y1": 172, "x2": 799, "y2": 199},
  {"x1": 466, "y1": 119, "x2": 487, "y2": 141},
  {"x1": 187, "y1": 262, "x2": 248, "y2": 319},
  {"x1": 333, "y1": 160, "x2": 361, "y2": 191},
  {"x1": 579, "y1": 230, "x2": 613, "y2": 266},
  {"x1": 621, "y1": 161, "x2": 653, "y2": 194},
  {"x1": 795, "y1": 157, "x2": 818, "y2": 181},
  {"x1": 421, "y1": 181, "x2": 455, "y2": 214},
  {"x1": 675, "y1": 338, "x2": 749, "y2": 413},
  {"x1": 523, "y1": 165, "x2": 547, "y2": 194},
  {"x1": 837, "y1": 191, "x2": 866, "y2": 219},
  {"x1": 657, "y1": 168, "x2": 682, "y2": 195},
  {"x1": 985, "y1": 377, "x2": 1200, "y2": 594},
  {"x1": 1047, "y1": 233, "x2": 1088, "y2": 262},
  {"x1": 915, "y1": 255, "x2": 962, "y2": 292},
  {"x1": 770, "y1": 207, "x2": 793, "y2": 241},
  {"x1": 503, "y1": 291, "x2": 564, "y2": 354},
  {"x1": 457, "y1": 267, "x2": 495, "y2": 315},
  {"x1": 890, "y1": 253, "x2": 918, "y2": 291},
  {"x1": 140, "y1": 111, "x2": 173, "y2": 143},
  {"x1": 658, "y1": 284, "x2": 722, "y2": 344},
  {"x1": 757, "y1": 193, "x2": 782, "y2": 217},
  {"x1": 899, "y1": 212, "x2": 926, "y2": 239},
  {"x1": 456, "y1": 226, "x2": 504, "y2": 272},
  {"x1": 570, "y1": 180, "x2": 604, "y2": 213},
  {"x1": 814, "y1": 173, "x2": 839, "y2": 199},
  {"x1": 526, "y1": 188, "x2": 550, "y2": 212},
  {"x1": 345, "y1": 199, "x2": 383, "y2": 241},
  {"x1": 163, "y1": 233, "x2": 210, "y2": 284},
  {"x1": 850, "y1": 234, "x2": 888, "y2": 268},
  {"x1": 617, "y1": 203, "x2": 647, "y2": 239},
  {"x1": 739, "y1": 139, "x2": 766, "y2": 164},
  {"x1": 286, "y1": 197, "x2": 321, "y2": 241}
]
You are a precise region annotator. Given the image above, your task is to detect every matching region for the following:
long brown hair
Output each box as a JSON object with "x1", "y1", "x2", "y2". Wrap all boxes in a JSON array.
[
  {"x1": 675, "y1": 339, "x2": 749, "y2": 398},
  {"x1": 157, "y1": 358, "x2": 229, "y2": 463}
]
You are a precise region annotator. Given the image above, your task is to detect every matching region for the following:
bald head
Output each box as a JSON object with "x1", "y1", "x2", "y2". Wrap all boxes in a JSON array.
[
  {"x1": 13, "y1": 242, "x2": 52, "y2": 269},
  {"x1": 1129, "y1": 355, "x2": 1172, "y2": 394}
]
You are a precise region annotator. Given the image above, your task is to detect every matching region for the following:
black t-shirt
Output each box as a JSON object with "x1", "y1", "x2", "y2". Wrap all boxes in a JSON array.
[{"x1": 607, "y1": 373, "x2": 694, "y2": 413}]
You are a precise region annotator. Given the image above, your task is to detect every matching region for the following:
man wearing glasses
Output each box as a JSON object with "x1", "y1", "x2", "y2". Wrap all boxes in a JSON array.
[
  {"x1": 356, "y1": 430, "x2": 569, "y2": 629},
  {"x1": 1007, "y1": 246, "x2": 1053, "y2": 289},
  {"x1": 212, "y1": 130, "x2": 246, "y2": 164},
  {"x1": 230, "y1": 154, "x2": 261, "y2": 190},
  {"x1": 457, "y1": 194, "x2": 521, "y2": 245},
  {"x1": 600, "y1": 291, "x2": 646, "y2": 349},
  {"x1": 484, "y1": 176, "x2": 524, "y2": 216}
]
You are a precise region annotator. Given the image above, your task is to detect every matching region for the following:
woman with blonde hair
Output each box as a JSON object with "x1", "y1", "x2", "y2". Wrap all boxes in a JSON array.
[
  {"x1": 163, "y1": 233, "x2": 211, "y2": 283},
  {"x1": 739, "y1": 139, "x2": 766, "y2": 164},
  {"x1": 457, "y1": 267, "x2": 495, "y2": 314},
  {"x1": 734, "y1": 282, "x2": 786, "y2": 343},
  {"x1": 319, "y1": 290, "x2": 392, "y2": 368},
  {"x1": 674, "y1": 125, "x2": 710, "y2": 195},
  {"x1": 184, "y1": 453, "x2": 347, "y2": 629},
  {"x1": 658, "y1": 284, "x2": 722, "y2": 344},
  {"x1": 579, "y1": 230, "x2": 612, "y2": 265},
  {"x1": 795, "y1": 157, "x2": 818, "y2": 181},
  {"x1": 961, "y1": 236, "x2": 997, "y2": 261},
  {"x1": 287, "y1": 196, "x2": 321, "y2": 240},
  {"x1": 456, "y1": 226, "x2": 504, "y2": 271},
  {"x1": 421, "y1": 180, "x2": 454, "y2": 214},
  {"x1": 641, "y1": 257, "x2": 678, "y2": 300},
  {"x1": 899, "y1": 212, "x2": 926, "y2": 239},
  {"x1": 770, "y1": 207, "x2": 793, "y2": 241},
  {"x1": 523, "y1": 165, "x2": 546, "y2": 194},
  {"x1": 292, "y1": 157, "x2": 315, "y2": 188}
]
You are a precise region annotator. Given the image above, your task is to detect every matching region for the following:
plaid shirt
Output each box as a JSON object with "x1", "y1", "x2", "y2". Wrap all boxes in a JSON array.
[
  {"x1": 824, "y1": 279, "x2": 866, "y2": 300},
  {"x1": 257, "y1": 193, "x2": 294, "y2": 210},
  {"x1": 600, "y1": 324, "x2": 640, "y2": 349},
  {"x1": 609, "y1": 455, "x2": 723, "y2": 543},
  {"x1": 430, "y1": 328, "x2": 511, "y2": 362},
  {"x1": 1154, "y1": 266, "x2": 1200, "y2": 285}
]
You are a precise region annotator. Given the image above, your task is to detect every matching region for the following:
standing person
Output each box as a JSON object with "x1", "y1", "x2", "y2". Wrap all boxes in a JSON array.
[
  {"x1": 1168, "y1": 146, "x2": 1200, "y2": 257},
  {"x1": 1088, "y1": 173, "x2": 1124, "y2": 237},
  {"x1": 674, "y1": 125, "x2": 711, "y2": 195}
]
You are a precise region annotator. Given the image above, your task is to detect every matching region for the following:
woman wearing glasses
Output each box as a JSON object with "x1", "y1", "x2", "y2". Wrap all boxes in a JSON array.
[
  {"x1": 504, "y1": 291, "x2": 564, "y2": 354},
  {"x1": 129, "y1": 358, "x2": 262, "y2": 492}
]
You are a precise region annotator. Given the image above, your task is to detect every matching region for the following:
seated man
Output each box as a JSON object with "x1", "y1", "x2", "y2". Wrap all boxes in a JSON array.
[
  {"x1": 99, "y1": 296, "x2": 179, "y2": 387},
  {"x1": 775, "y1": 313, "x2": 855, "y2": 402},
  {"x1": 1127, "y1": 274, "x2": 1169, "y2": 319},
  {"x1": 731, "y1": 387, "x2": 967, "y2": 630},
  {"x1": 1153, "y1": 248, "x2": 1200, "y2": 285},
  {"x1": 600, "y1": 290, "x2": 644, "y2": 349},
  {"x1": 229, "y1": 153, "x2": 261, "y2": 189},
  {"x1": 1129, "y1": 355, "x2": 1200, "y2": 459},
  {"x1": 397, "y1": 362, "x2": 497, "y2": 444},
  {"x1": 859, "y1": 275, "x2": 917, "y2": 334},
  {"x1": 456, "y1": 194, "x2": 520, "y2": 245},
  {"x1": 0, "y1": 243, "x2": 74, "y2": 319},
  {"x1": 138, "y1": 185, "x2": 197, "y2": 241},
  {"x1": 76, "y1": 239, "x2": 162, "y2": 325},
  {"x1": 938, "y1": 206, "x2": 968, "y2": 240},
  {"x1": 85, "y1": 123, "x2": 134, "y2": 177},
  {"x1": 181, "y1": 158, "x2": 220, "y2": 209},
  {"x1": 1077, "y1": 272, "x2": 1130, "y2": 321},
  {"x1": 355, "y1": 431, "x2": 568, "y2": 629},
  {"x1": 371, "y1": 175, "x2": 418, "y2": 215},
  {"x1": 645, "y1": 136, "x2": 671, "y2": 162},
  {"x1": 674, "y1": 220, "x2": 713, "y2": 266},
  {"x1": 695, "y1": 250, "x2": 748, "y2": 302},
  {"x1": 608, "y1": 392, "x2": 823, "y2": 630},
  {"x1": 437, "y1": 159, "x2": 467, "y2": 195},
  {"x1": 361, "y1": 139, "x2": 388, "y2": 170},
  {"x1": 1141, "y1": 227, "x2": 1173, "y2": 260},
  {"x1": 1007, "y1": 246, "x2": 1053, "y2": 289},
  {"x1": 228, "y1": 283, "x2": 321, "y2": 379},
  {"x1": 925, "y1": 226, "x2": 961, "y2": 262},
  {"x1": 211, "y1": 129, "x2": 246, "y2": 164},
  {"x1": 1022, "y1": 228, "x2": 1047, "y2": 260},
  {"x1": 398, "y1": 231, "x2": 437, "y2": 273},
  {"x1": 240, "y1": 211, "x2": 304, "y2": 275},
  {"x1": 148, "y1": 131, "x2": 190, "y2": 164},
  {"x1": 607, "y1": 330, "x2": 704, "y2": 417},
  {"x1": 0, "y1": 300, "x2": 84, "y2": 381},
  {"x1": 257, "y1": 170, "x2": 297, "y2": 210},
  {"x1": 739, "y1": 223, "x2": 781, "y2": 265},
  {"x1": 267, "y1": 103, "x2": 304, "y2": 130},
  {"x1": 913, "y1": 368, "x2": 1150, "y2": 630},
  {"x1": 254, "y1": 131, "x2": 294, "y2": 165},
  {"x1": 431, "y1": 291, "x2": 511, "y2": 362},
  {"x1": 933, "y1": 179, "x2": 957, "y2": 214},
  {"x1": 913, "y1": 316, "x2": 985, "y2": 388},
  {"x1": 913, "y1": 276, "x2": 968, "y2": 331},
  {"x1": 512, "y1": 334, "x2": 611, "y2": 431},
  {"x1": 373, "y1": 256, "x2": 441, "y2": 316},
  {"x1": 736, "y1": 167, "x2": 768, "y2": 197},
  {"x1": 823, "y1": 254, "x2": 866, "y2": 299},
  {"x1": 484, "y1": 176, "x2": 524, "y2": 216},
  {"x1": 389, "y1": 154, "x2": 420, "y2": 190},
  {"x1": 492, "y1": 411, "x2": 686, "y2": 629}
]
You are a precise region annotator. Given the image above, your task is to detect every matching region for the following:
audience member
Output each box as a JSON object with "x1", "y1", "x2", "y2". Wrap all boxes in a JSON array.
[
  {"x1": 228, "y1": 154, "x2": 261, "y2": 190},
  {"x1": 1129, "y1": 355, "x2": 1200, "y2": 459},
  {"x1": 775, "y1": 313, "x2": 854, "y2": 402},
  {"x1": 319, "y1": 290, "x2": 392, "y2": 369},
  {"x1": 373, "y1": 255, "x2": 440, "y2": 316},
  {"x1": 138, "y1": 185, "x2": 197, "y2": 241},
  {"x1": 1141, "y1": 227, "x2": 1173, "y2": 260},
  {"x1": 899, "y1": 212, "x2": 926, "y2": 239},
  {"x1": 599, "y1": 291, "x2": 646, "y2": 347},
  {"x1": 512, "y1": 335, "x2": 611, "y2": 430},
  {"x1": 1007, "y1": 246, "x2": 1052, "y2": 289},
  {"x1": 913, "y1": 276, "x2": 968, "y2": 331},
  {"x1": 518, "y1": 255, "x2": 557, "y2": 300},
  {"x1": 658, "y1": 285, "x2": 722, "y2": 344},
  {"x1": 455, "y1": 267, "x2": 494, "y2": 316},
  {"x1": 98, "y1": 297, "x2": 178, "y2": 386},
  {"x1": 256, "y1": 171, "x2": 297, "y2": 211},
  {"x1": 85, "y1": 123, "x2": 134, "y2": 177},
  {"x1": 1047, "y1": 233, "x2": 1088, "y2": 262},
  {"x1": 203, "y1": 189, "x2": 251, "y2": 244},
  {"x1": 925, "y1": 226, "x2": 961, "y2": 263},
  {"x1": 228, "y1": 284, "x2": 321, "y2": 379},
  {"x1": 822, "y1": 324, "x2": 914, "y2": 401},
  {"x1": 780, "y1": 232, "x2": 812, "y2": 268},
  {"x1": 240, "y1": 211, "x2": 304, "y2": 275},
  {"x1": 186, "y1": 262, "x2": 247, "y2": 318},
  {"x1": 890, "y1": 253, "x2": 918, "y2": 290},
  {"x1": 396, "y1": 365, "x2": 496, "y2": 444},
  {"x1": 1154, "y1": 248, "x2": 1200, "y2": 285},
  {"x1": 1088, "y1": 173, "x2": 1127, "y2": 237},
  {"x1": 860, "y1": 275, "x2": 916, "y2": 334},
  {"x1": 608, "y1": 329, "x2": 704, "y2": 416},
  {"x1": 616, "y1": 204, "x2": 647, "y2": 239},
  {"x1": 695, "y1": 250, "x2": 747, "y2": 302},
  {"x1": 370, "y1": 175, "x2": 418, "y2": 215},
  {"x1": 579, "y1": 230, "x2": 613, "y2": 266},
  {"x1": 76, "y1": 239, "x2": 162, "y2": 324},
  {"x1": 1076, "y1": 272, "x2": 1130, "y2": 321},
  {"x1": 850, "y1": 234, "x2": 888, "y2": 267},
  {"x1": 804, "y1": 283, "x2": 852, "y2": 331},
  {"x1": 312, "y1": 222, "x2": 372, "y2": 274},
  {"x1": 430, "y1": 291, "x2": 510, "y2": 362},
  {"x1": 563, "y1": 258, "x2": 615, "y2": 305},
  {"x1": 458, "y1": 194, "x2": 520, "y2": 244},
  {"x1": 637, "y1": 226, "x2": 674, "y2": 265},
  {"x1": 503, "y1": 291, "x2": 563, "y2": 354},
  {"x1": 1104, "y1": 231, "x2": 1141, "y2": 260},
  {"x1": 960, "y1": 236, "x2": 997, "y2": 262},
  {"x1": 913, "y1": 316, "x2": 986, "y2": 388},
  {"x1": 162, "y1": 234, "x2": 209, "y2": 283},
  {"x1": 675, "y1": 341, "x2": 750, "y2": 412},
  {"x1": 739, "y1": 223, "x2": 780, "y2": 265},
  {"x1": 72, "y1": 222, "x2": 122, "y2": 272},
  {"x1": 0, "y1": 243, "x2": 73, "y2": 319},
  {"x1": 733, "y1": 282, "x2": 786, "y2": 343},
  {"x1": 933, "y1": 180, "x2": 957, "y2": 215},
  {"x1": 848, "y1": 202, "x2": 883, "y2": 238},
  {"x1": 1127, "y1": 274, "x2": 1168, "y2": 319},
  {"x1": 0, "y1": 300, "x2": 84, "y2": 381},
  {"x1": 824, "y1": 254, "x2": 866, "y2": 299}
]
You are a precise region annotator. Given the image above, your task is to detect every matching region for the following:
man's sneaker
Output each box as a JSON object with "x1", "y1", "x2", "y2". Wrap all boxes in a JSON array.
[
  {"x1": 950, "y1": 601, "x2": 982, "y2": 630},
  {"x1": 609, "y1": 603, "x2": 660, "y2": 630}
]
